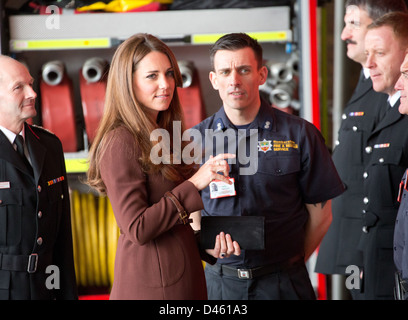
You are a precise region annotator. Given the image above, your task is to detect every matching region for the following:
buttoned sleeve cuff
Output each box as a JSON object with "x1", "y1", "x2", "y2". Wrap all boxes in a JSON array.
[{"x1": 170, "y1": 180, "x2": 204, "y2": 216}]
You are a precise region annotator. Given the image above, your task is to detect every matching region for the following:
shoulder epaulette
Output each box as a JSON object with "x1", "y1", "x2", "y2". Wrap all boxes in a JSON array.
[{"x1": 30, "y1": 124, "x2": 56, "y2": 136}]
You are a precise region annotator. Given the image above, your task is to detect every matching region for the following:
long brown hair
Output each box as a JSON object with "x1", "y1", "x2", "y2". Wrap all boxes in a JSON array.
[{"x1": 87, "y1": 33, "x2": 194, "y2": 194}]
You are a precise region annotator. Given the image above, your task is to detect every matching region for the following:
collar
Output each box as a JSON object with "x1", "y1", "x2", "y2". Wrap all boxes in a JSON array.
[
  {"x1": 0, "y1": 124, "x2": 26, "y2": 145},
  {"x1": 211, "y1": 98, "x2": 276, "y2": 132},
  {"x1": 388, "y1": 91, "x2": 401, "y2": 107},
  {"x1": 363, "y1": 68, "x2": 370, "y2": 80}
]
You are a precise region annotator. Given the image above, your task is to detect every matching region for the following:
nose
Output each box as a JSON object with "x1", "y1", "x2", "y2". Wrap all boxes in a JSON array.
[
  {"x1": 395, "y1": 74, "x2": 404, "y2": 92},
  {"x1": 160, "y1": 74, "x2": 172, "y2": 89},
  {"x1": 340, "y1": 25, "x2": 350, "y2": 41},
  {"x1": 25, "y1": 85, "x2": 37, "y2": 100},
  {"x1": 364, "y1": 53, "x2": 375, "y2": 69},
  {"x1": 229, "y1": 70, "x2": 242, "y2": 87}
]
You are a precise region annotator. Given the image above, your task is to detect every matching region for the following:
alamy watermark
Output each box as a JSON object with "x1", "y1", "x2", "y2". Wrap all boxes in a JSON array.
[
  {"x1": 45, "y1": 5, "x2": 61, "y2": 30},
  {"x1": 345, "y1": 5, "x2": 362, "y2": 30},
  {"x1": 345, "y1": 265, "x2": 362, "y2": 290},
  {"x1": 45, "y1": 265, "x2": 60, "y2": 290},
  {"x1": 149, "y1": 121, "x2": 259, "y2": 175}
]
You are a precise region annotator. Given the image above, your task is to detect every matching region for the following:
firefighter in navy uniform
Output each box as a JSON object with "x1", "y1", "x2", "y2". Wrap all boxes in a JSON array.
[
  {"x1": 354, "y1": 12, "x2": 408, "y2": 300},
  {"x1": 193, "y1": 33, "x2": 345, "y2": 300},
  {"x1": 392, "y1": 53, "x2": 408, "y2": 300},
  {"x1": 0, "y1": 55, "x2": 77, "y2": 300},
  {"x1": 360, "y1": 92, "x2": 408, "y2": 299},
  {"x1": 315, "y1": 69, "x2": 387, "y2": 289},
  {"x1": 315, "y1": 0, "x2": 407, "y2": 299}
]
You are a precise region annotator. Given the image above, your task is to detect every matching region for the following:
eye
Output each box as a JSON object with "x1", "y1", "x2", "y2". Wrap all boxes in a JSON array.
[
  {"x1": 146, "y1": 73, "x2": 157, "y2": 80},
  {"x1": 166, "y1": 70, "x2": 175, "y2": 78},
  {"x1": 352, "y1": 21, "x2": 361, "y2": 28}
]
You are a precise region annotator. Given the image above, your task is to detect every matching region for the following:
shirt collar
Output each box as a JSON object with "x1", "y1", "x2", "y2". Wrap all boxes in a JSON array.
[
  {"x1": 388, "y1": 91, "x2": 401, "y2": 107},
  {"x1": 363, "y1": 68, "x2": 370, "y2": 80},
  {"x1": 0, "y1": 124, "x2": 26, "y2": 145},
  {"x1": 212, "y1": 98, "x2": 276, "y2": 132}
]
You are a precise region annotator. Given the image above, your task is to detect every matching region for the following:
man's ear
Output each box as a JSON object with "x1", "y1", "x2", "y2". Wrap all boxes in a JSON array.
[
  {"x1": 259, "y1": 65, "x2": 268, "y2": 86},
  {"x1": 209, "y1": 71, "x2": 219, "y2": 90}
]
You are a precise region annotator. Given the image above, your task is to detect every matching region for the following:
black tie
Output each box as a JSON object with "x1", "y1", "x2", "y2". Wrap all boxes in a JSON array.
[{"x1": 14, "y1": 135, "x2": 33, "y2": 175}]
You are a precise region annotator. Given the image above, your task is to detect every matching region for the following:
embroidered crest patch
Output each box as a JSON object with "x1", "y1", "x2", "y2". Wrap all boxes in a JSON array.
[{"x1": 258, "y1": 139, "x2": 272, "y2": 153}]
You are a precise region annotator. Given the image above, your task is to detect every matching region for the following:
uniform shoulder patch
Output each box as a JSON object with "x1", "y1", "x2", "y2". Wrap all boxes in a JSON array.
[{"x1": 30, "y1": 124, "x2": 56, "y2": 136}]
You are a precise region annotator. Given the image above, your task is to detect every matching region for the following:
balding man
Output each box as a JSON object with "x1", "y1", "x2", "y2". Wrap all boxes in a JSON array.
[{"x1": 0, "y1": 55, "x2": 77, "y2": 299}]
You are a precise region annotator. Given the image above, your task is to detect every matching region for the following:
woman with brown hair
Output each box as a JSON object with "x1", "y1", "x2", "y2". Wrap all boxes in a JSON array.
[{"x1": 87, "y1": 33, "x2": 239, "y2": 299}]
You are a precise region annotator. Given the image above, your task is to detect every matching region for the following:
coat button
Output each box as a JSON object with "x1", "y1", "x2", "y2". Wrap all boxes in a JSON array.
[
  {"x1": 362, "y1": 226, "x2": 368, "y2": 233},
  {"x1": 0, "y1": 200, "x2": 2, "y2": 204},
  {"x1": 379, "y1": 158, "x2": 385, "y2": 163},
  {"x1": 365, "y1": 146, "x2": 373, "y2": 154},
  {"x1": 342, "y1": 114, "x2": 347, "y2": 120},
  {"x1": 37, "y1": 237, "x2": 43, "y2": 245},
  {"x1": 363, "y1": 172, "x2": 368, "y2": 179},
  {"x1": 37, "y1": 185, "x2": 42, "y2": 192},
  {"x1": 363, "y1": 197, "x2": 369, "y2": 204},
  {"x1": 353, "y1": 126, "x2": 358, "y2": 132},
  {"x1": 38, "y1": 211, "x2": 42, "y2": 219}
]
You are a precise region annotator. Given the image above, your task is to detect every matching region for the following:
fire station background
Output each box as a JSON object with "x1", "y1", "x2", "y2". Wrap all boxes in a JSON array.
[{"x1": 0, "y1": 0, "x2": 365, "y2": 300}]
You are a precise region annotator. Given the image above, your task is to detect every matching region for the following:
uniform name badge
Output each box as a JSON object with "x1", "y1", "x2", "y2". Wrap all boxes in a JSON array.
[
  {"x1": 0, "y1": 181, "x2": 10, "y2": 189},
  {"x1": 210, "y1": 178, "x2": 236, "y2": 199}
]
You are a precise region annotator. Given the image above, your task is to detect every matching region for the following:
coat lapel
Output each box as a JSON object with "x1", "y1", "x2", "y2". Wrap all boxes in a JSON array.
[
  {"x1": 25, "y1": 123, "x2": 46, "y2": 183},
  {"x1": 348, "y1": 71, "x2": 373, "y2": 105},
  {"x1": 370, "y1": 99, "x2": 403, "y2": 138},
  {"x1": 0, "y1": 129, "x2": 33, "y2": 176}
]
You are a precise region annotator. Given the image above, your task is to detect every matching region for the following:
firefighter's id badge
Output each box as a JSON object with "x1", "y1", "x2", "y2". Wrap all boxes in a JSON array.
[{"x1": 210, "y1": 178, "x2": 236, "y2": 199}]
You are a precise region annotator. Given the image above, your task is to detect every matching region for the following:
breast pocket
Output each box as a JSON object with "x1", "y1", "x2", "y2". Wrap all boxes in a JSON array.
[
  {"x1": 47, "y1": 182, "x2": 64, "y2": 204},
  {"x1": 255, "y1": 154, "x2": 301, "y2": 208},
  {"x1": 46, "y1": 182, "x2": 65, "y2": 232},
  {"x1": 334, "y1": 116, "x2": 375, "y2": 165},
  {"x1": 370, "y1": 147, "x2": 403, "y2": 207},
  {"x1": 0, "y1": 188, "x2": 23, "y2": 246},
  {"x1": 257, "y1": 154, "x2": 300, "y2": 177},
  {"x1": 333, "y1": 130, "x2": 363, "y2": 164}
]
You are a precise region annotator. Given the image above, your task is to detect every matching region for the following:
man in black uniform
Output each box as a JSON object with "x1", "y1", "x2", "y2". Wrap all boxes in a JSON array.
[
  {"x1": 315, "y1": 0, "x2": 407, "y2": 300},
  {"x1": 0, "y1": 55, "x2": 77, "y2": 299},
  {"x1": 193, "y1": 33, "x2": 344, "y2": 300},
  {"x1": 356, "y1": 12, "x2": 408, "y2": 300},
  {"x1": 393, "y1": 53, "x2": 408, "y2": 300}
]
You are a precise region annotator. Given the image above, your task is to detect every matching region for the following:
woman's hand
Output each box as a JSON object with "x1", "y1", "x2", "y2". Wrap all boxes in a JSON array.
[
  {"x1": 206, "y1": 232, "x2": 241, "y2": 259},
  {"x1": 188, "y1": 153, "x2": 236, "y2": 191}
]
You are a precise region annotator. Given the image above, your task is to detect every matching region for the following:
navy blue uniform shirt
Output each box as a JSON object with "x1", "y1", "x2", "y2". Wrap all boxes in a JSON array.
[{"x1": 194, "y1": 99, "x2": 344, "y2": 268}]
